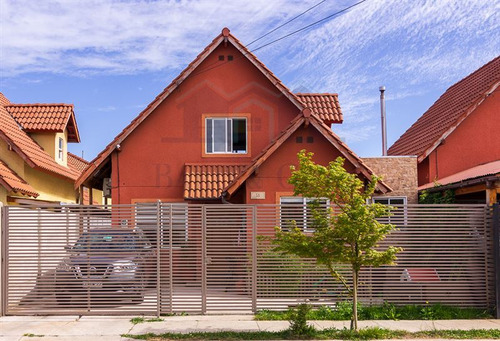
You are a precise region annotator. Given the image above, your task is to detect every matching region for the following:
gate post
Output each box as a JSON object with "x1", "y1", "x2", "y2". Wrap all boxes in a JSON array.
[
  {"x1": 251, "y1": 206, "x2": 257, "y2": 313},
  {"x1": 492, "y1": 203, "x2": 500, "y2": 318},
  {"x1": 201, "y1": 205, "x2": 207, "y2": 314},
  {"x1": 0, "y1": 204, "x2": 5, "y2": 316},
  {"x1": 156, "y1": 201, "x2": 162, "y2": 317}
]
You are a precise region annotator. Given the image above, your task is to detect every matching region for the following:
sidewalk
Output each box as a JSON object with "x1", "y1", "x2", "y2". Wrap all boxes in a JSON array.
[{"x1": 1, "y1": 315, "x2": 500, "y2": 340}]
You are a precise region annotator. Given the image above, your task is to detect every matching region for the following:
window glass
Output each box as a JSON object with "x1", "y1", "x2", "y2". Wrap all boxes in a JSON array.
[
  {"x1": 232, "y1": 119, "x2": 247, "y2": 153},
  {"x1": 58, "y1": 137, "x2": 64, "y2": 160},
  {"x1": 213, "y1": 119, "x2": 226, "y2": 152},
  {"x1": 280, "y1": 197, "x2": 329, "y2": 232},
  {"x1": 206, "y1": 119, "x2": 213, "y2": 153}
]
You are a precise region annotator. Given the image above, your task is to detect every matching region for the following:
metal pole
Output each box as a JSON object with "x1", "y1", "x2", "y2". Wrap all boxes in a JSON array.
[
  {"x1": 156, "y1": 201, "x2": 161, "y2": 317},
  {"x1": 251, "y1": 206, "x2": 257, "y2": 313},
  {"x1": 201, "y1": 205, "x2": 207, "y2": 314},
  {"x1": 492, "y1": 203, "x2": 500, "y2": 318},
  {"x1": 169, "y1": 204, "x2": 174, "y2": 314},
  {"x1": 379, "y1": 86, "x2": 387, "y2": 156},
  {"x1": 1, "y1": 205, "x2": 7, "y2": 316}
]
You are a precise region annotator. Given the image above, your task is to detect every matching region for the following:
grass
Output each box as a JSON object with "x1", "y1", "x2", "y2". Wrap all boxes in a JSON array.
[
  {"x1": 255, "y1": 302, "x2": 493, "y2": 321},
  {"x1": 130, "y1": 317, "x2": 165, "y2": 324},
  {"x1": 123, "y1": 328, "x2": 500, "y2": 340}
]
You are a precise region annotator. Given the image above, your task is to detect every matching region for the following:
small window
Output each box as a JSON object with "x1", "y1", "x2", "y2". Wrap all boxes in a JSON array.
[
  {"x1": 205, "y1": 117, "x2": 247, "y2": 154},
  {"x1": 58, "y1": 137, "x2": 64, "y2": 160},
  {"x1": 372, "y1": 196, "x2": 407, "y2": 226},
  {"x1": 280, "y1": 197, "x2": 329, "y2": 232}
]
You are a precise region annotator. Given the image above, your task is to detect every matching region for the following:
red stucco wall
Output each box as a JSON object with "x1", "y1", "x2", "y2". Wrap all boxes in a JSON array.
[
  {"x1": 420, "y1": 88, "x2": 500, "y2": 185},
  {"x1": 111, "y1": 42, "x2": 301, "y2": 204},
  {"x1": 245, "y1": 125, "x2": 356, "y2": 204}
]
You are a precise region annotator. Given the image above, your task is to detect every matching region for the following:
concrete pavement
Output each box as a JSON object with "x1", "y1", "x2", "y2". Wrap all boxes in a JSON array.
[{"x1": 1, "y1": 315, "x2": 500, "y2": 340}]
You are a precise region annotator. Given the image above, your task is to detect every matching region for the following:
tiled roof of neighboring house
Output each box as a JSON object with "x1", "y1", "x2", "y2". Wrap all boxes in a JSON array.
[
  {"x1": 389, "y1": 56, "x2": 500, "y2": 160},
  {"x1": 184, "y1": 164, "x2": 247, "y2": 199},
  {"x1": 0, "y1": 159, "x2": 39, "y2": 197},
  {"x1": 224, "y1": 114, "x2": 392, "y2": 198},
  {"x1": 67, "y1": 152, "x2": 90, "y2": 174},
  {"x1": 5, "y1": 103, "x2": 80, "y2": 142},
  {"x1": 296, "y1": 93, "x2": 343, "y2": 124},
  {"x1": 418, "y1": 159, "x2": 500, "y2": 191},
  {"x1": 76, "y1": 28, "x2": 314, "y2": 189},
  {"x1": 0, "y1": 92, "x2": 11, "y2": 106},
  {"x1": 0, "y1": 104, "x2": 80, "y2": 181}
]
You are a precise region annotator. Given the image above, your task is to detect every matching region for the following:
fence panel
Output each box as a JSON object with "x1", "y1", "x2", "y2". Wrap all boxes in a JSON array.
[{"x1": 0, "y1": 203, "x2": 494, "y2": 315}]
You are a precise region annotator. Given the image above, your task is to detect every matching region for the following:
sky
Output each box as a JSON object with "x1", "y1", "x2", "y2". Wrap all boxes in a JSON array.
[{"x1": 1, "y1": 0, "x2": 499, "y2": 160}]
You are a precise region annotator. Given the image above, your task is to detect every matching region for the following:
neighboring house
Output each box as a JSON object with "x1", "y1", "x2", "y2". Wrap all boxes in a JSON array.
[
  {"x1": 77, "y1": 28, "x2": 400, "y2": 205},
  {"x1": 389, "y1": 56, "x2": 500, "y2": 204},
  {"x1": 0, "y1": 92, "x2": 99, "y2": 205}
]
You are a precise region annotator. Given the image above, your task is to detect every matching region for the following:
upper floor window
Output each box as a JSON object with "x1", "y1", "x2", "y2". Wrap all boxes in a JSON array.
[
  {"x1": 205, "y1": 117, "x2": 247, "y2": 154},
  {"x1": 58, "y1": 137, "x2": 64, "y2": 160}
]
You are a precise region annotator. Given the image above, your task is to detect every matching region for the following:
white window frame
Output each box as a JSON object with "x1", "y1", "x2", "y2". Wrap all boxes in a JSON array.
[
  {"x1": 372, "y1": 196, "x2": 408, "y2": 226},
  {"x1": 205, "y1": 117, "x2": 247, "y2": 154},
  {"x1": 58, "y1": 137, "x2": 64, "y2": 160},
  {"x1": 279, "y1": 197, "x2": 330, "y2": 233}
]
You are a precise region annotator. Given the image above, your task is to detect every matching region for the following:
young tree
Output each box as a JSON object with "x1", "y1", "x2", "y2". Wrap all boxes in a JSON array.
[{"x1": 273, "y1": 150, "x2": 402, "y2": 331}]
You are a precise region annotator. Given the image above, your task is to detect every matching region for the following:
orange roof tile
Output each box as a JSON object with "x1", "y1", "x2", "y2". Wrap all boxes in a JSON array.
[
  {"x1": 184, "y1": 164, "x2": 247, "y2": 199},
  {"x1": 0, "y1": 105, "x2": 80, "y2": 181},
  {"x1": 418, "y1": 159, "x2": 500, "y2": 191},
  {"x1": 5, "y1": 103, "x2": 80, "y2": 142},
  {"x1": 76, "y1": 28, "x2": 309, "y2": 189},
  {"x1": 389, "y1": 56, "x2": 500, "y2": 160},
  {"x1": 0, "y1": 158, "x2": 39, "y2": 197},
  {"x1": 0, "y1": 92, "x2": 11, "y2": 106},
  {"x1": 67, "y1": 152, "x2": 90, "y2": 174},
  {"x1": 296, "y1": 93, "x2": 343, "y2": 124}
]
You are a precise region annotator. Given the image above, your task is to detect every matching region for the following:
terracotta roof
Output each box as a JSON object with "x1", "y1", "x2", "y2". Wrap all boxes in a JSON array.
[
  {"x1": 67, "y1": 152, "x2": 90, "y2": 174},
  {"x1": 418, "y1": 159, "x2": 500, "y2": 191},
  {"x1": 296, "y1": 93, "x2": 342, "y2": 124},
  {"x1": 5, "y1": 103, "x2": 80, "y2": 142},
  {"x1": 0, "y1": 92, "x2": 10, "y2": 106},
  {"x1": 184, "y1": 164, "x2": 247, "y2": 199},
  {"x1": 0, "y1": 105, "x2": 80, "y2": 181},
  {"x1": 389, "y1": 56, "x2": 500, "y2": 160},
  {"x1": 224, "y1": 114, "x2": 392, "y2": 197},
  {"x1": 0, "y1": 159, "x2": 39, "y2": 197},
  {"x1": 76, "y1": 27, "x2": 309, "y2": 189}
]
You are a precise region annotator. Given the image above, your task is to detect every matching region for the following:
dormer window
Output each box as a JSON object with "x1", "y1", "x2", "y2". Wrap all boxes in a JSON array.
[
  {"x1": 58, "y1": 137, "x2": 64, "y2": 160},
  {"x1": 205, "y1": 117, "x2": 247, "y2": 154}
]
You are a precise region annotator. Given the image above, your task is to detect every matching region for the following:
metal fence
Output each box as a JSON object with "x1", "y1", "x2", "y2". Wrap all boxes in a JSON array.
[{"x1": 0, "y1": 203, "x2": 494, "y2": 315}]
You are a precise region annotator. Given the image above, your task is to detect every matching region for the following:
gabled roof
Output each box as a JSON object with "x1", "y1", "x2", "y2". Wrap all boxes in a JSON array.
[
  {"x1": 6, "y1": 103, "x2": 80, "y2": 142},
  {"x1": 76, "y1": 27, "x2": 311, "y2": 189},
  {"x1": 388, "y1": 55, "x2": 500, "y2": 161},
  {"x1": 0, "y1": 158, "x2": 39, "y2": 198},
  {"x1": 296, "y1": 93, "x2": 343, "y2": 124},
  {"x1": 224, "y1": 114, "x2": 392, "y2": 198},
  {"x1": 0, "y1": 101, "x2": 80, "y2": 181},
  {"x1": 184, "y1": 164, "x2": 247, "y2": 199},
  {"x1": 67, "y1": 152, "x2": 90, "y2": 174}
]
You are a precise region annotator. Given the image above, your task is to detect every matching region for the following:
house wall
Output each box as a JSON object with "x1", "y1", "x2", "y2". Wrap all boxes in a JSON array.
[
  {"x1": 245, "y1": 125, "x2": 356, "y2": 204},
  {"x1": 421, "y1": 88, "x2": 500, "y2": 185},
  {"x1": 30, "y1": 130, "x2": 68, "y2": 167},
  {"x1": 362, "y1": 156, "x2": 418, "y2": 204},
  {"x1": 111, "y1": 42, "x2": 301, "y2": 204},
  {"x1": 23, "y1": 167, "x2": 76, "y2": 203}
]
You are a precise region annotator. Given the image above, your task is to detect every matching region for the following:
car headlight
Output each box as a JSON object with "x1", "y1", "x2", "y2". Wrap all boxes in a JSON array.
[{"x1": 113, "y1": 261, "x2": 137, "y2": 273}]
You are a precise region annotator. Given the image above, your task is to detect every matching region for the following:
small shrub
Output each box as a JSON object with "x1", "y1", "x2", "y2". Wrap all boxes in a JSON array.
[{"x1": 287, "y1": 304, "x2": 316, "y2": 337}]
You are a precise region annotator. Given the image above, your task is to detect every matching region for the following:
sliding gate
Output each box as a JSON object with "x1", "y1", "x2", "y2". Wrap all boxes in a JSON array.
[{"x1": 1, "y1": 203, "x2": 494, "y2": 315}]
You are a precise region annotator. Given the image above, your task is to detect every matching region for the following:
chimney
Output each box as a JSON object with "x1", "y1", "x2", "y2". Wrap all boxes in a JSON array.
[{"x1": 379, "y1": 86, "x2": 387, "y2": 156}]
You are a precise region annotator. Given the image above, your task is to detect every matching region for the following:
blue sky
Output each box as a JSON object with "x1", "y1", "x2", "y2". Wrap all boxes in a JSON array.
[{"x1": 1, "y1": 0, "x2": 499, "y2": 160}]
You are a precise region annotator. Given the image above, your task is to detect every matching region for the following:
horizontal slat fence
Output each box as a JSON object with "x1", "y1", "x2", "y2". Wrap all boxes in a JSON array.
[{"x1": 0, "y1": 203, "x2": 494, "y2": 315}]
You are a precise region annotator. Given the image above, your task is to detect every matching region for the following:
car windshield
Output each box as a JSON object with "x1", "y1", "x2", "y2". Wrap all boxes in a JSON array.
[{"x1": 72, "y1": 231, "x2": 149, "y2": 251}]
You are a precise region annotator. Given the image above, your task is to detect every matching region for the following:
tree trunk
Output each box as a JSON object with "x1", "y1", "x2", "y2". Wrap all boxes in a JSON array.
[{"x1": 352, "y1": 269, "x2": 359, "y2": 331}]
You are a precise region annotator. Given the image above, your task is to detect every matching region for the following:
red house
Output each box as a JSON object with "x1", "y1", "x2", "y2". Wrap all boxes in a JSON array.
[
  {"x1": 77, "y1": 28, "x2": 391, "y2": 205},
  {"x1": 389, "y1": 56, "x2": 500, "y2": 204}
]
